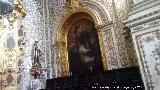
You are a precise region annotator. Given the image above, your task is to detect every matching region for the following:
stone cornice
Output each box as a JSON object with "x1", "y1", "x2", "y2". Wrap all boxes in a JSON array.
[
  {"x1": 129, "y1": 0, "x2": 160, "y2": 16},
  {"x1": 100, "y1": 21, "x2": 113, "y2": 29},
  {"x1": 124, "y1": 9, "x2": 160, "y2": 28},
  {"x1": 127, "y1": 15, "x2": 160, "y2": 28},
  {"x1": 130, "y1": 19, "x2": 160, "y2": 33},
  {"x1": 132, "y1": 0, "x2": 146, "y2": 9}
]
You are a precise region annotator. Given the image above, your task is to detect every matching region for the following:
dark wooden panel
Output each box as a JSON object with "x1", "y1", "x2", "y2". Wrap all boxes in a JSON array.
[{"x1": 46, "y1": 66, "x2": 145, "y2": 90}]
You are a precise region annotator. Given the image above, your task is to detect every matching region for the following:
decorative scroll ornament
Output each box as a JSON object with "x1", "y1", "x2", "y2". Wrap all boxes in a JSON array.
[
  {"x1": 8, "y1": 0, "x2": 26, "y2": 26},
  {"x1": 64, "y1": 0, "x2": 79, "y2": 12}
]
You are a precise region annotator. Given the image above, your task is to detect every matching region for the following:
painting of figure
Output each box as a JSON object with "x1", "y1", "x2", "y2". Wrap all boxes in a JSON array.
[{"x1": 67, "y1": 19, "x2": 103, "y2": 75}]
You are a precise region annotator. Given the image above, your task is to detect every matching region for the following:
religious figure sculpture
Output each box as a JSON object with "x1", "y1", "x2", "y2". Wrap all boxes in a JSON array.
[
  {"x1": 31, "y1": 41, "x2": 47, "y2": 80},
  {"x1": 33, "y1": 41, "x2": 41, "y2": 65},
  {"x1": 31, "y1": 41, "x2": 42, "y2": 79}
]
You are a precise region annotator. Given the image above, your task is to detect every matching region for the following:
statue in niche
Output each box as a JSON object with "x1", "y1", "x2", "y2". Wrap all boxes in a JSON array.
[
  {"x1": 31, "y1": 41, "x2": 47, "y2": 80},
  {"x1": 31, "y1": 41, "x2": 41, "y2": 79},
  {"x1": 32, "y1": 41, "x2": 41, "y2": 66}
]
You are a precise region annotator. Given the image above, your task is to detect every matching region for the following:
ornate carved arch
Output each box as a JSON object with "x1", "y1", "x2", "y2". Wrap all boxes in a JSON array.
[
  {"x1": 80, "y1": 0, "x2": 109, "y2": 24},
  {"x1": 56, "y1": 1, "x2": 109, "y2": 77}
]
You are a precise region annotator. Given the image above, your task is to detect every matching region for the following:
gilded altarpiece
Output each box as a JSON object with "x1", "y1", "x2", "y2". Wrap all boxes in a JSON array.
[
  {"x1": 56, "y1": 11, "x2": 108, "y2": 76},
  {"x1": 53, "y1": 0, "x2": 137, "y2": 76}
]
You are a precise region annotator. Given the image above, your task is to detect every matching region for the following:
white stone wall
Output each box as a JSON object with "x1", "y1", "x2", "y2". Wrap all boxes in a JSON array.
[
  {"x1": 133, "y1": 0, "x2": 145, "y2": 4},
  {"x1": 133, "y1": 29, "x2": 160, "y2": 90},
  {"x1": 19, "y1": 0, "x2": 47, "y2": 90},
  {"x1": 124, "y1": 0, "x2": 160, "y2": 89}
]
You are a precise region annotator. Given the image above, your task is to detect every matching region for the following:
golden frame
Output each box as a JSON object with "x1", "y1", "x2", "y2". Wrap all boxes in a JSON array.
[{"x1": 56, "y1": 6, "x2": 108, "y2": 77}]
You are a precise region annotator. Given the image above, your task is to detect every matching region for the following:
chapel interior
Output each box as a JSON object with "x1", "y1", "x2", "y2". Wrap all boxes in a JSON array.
[{"x1": 0, "y1": 0, "x2": 160, "y2": 90}]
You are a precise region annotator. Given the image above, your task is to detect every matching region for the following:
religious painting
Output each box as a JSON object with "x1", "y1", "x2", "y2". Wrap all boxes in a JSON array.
[{"x1": 67, "y1": 19, "x2": 103, "y2": 75}]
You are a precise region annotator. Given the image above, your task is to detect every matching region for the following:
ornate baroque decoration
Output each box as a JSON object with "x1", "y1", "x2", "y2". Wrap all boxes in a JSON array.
[
  {"x1": 50, "y1": 0, "x2": 137, "y2": 77},
  {"x1": 135, "y1": 31, "x2": 160, "y2": 90},
  {"x1": 2, "y1": 68, "x2": 16, "y2": 87},
  {"x1": 124, "y1": 1, "x2": 160, "y2": 89},
  {"x1": 101, "y1": 23, "x2": 119, "y2": 69},
  {"x1": 18, "y1": 0, "x2": 47, "y2": 90},
  {"x1": 13, "y1": 0, "x2": 140, "y2": 89},
  {"x1": 64, "y1": 0, "x2": 79, "y2": 12},
  {"x1": 111, "y1": 0, "x2": 137, "y2": 67},
  {"x1": 55, "y1": 1, "x2": 109, "y2": 77},
  {"x1": 0, "y1": 0, "x2": 27, "y2": 90},
  {"x1": 8, "y1": 0, "x2": 26, "y2": 26}
]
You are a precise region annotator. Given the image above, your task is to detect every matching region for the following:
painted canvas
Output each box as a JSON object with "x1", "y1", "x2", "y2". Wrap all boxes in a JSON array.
[{"x1": 67, "y1": 19, "x2": 103, "y2": 75}]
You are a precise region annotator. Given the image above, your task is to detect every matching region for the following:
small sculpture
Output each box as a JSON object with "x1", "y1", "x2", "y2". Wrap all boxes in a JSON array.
[
  {"x1": 31, "y1": 41, "x2": 42, "y2": 79},
  {"x1": 33, "y1": 41, "x2": 41, "y2": 66}
]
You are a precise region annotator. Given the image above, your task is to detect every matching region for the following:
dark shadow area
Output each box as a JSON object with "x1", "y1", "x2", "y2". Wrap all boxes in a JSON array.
[{"x1": 46, "y1": 66, "x2": 145, "y2": 90}]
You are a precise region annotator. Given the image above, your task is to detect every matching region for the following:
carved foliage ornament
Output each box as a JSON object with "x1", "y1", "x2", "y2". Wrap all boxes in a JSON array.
[
  {"x1": 64, "y1": 0, "x2": 79, "y2": 12},
  {"x1": 2, "y1": 68, "x2": 15, "y2": 87},
  {"x1": 7, "y1": 0, "x2": 26, "y2": 26}
]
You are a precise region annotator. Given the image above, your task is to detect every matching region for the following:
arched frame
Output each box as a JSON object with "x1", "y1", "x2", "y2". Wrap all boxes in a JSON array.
[{"x1": 56, "y1": 5, "x2": 108, "y2": 77}]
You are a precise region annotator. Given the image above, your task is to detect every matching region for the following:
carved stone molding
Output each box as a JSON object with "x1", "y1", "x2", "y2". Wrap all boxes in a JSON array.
[
  {"x1": 131, "y1": 0, "x2": 160, "y2": 15},
  {"x1": 124, "y1": 10, "x2": 160, "y2": 28}
]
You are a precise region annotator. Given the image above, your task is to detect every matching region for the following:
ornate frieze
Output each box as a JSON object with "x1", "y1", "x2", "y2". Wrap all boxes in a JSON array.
[
  {"x1": 131, "y1": 19, "x2": 160, "y2": 33},
  {"x1": 124, "y1": 10, "x2": 160, "y2": 28},
  {"x1": 131, "y1": 0, "x2": 160, "y2": 15}
]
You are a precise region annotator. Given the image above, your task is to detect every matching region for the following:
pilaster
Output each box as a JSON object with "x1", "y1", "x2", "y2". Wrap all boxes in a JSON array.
[{"x1": 124, "y1": 0, "x2": 160, "y2": 89}]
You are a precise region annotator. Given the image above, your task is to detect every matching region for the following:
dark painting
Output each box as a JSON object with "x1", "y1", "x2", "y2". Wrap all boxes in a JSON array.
[{"x1": 67, "y1": 19, "x2": 103, "y2": 75}]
